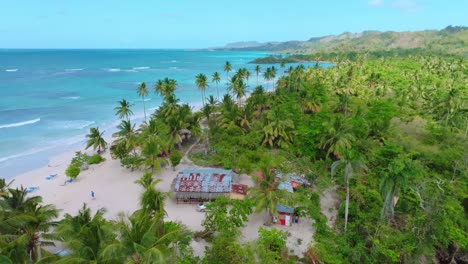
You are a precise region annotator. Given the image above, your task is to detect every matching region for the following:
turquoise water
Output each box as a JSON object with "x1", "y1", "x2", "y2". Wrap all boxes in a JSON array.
[{"x1": 0, "y1": 49, "x2": 324, "y2": 178}]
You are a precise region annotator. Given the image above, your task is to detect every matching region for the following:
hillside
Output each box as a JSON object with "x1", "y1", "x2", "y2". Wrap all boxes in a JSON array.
[{"x1": 222, "y1": 26, "x2": 468, "y2": 57}]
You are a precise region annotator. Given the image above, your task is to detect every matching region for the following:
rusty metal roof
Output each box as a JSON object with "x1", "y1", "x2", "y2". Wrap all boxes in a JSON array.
[
  {"x1": 231, "y1": 184, "x2": 248, "y2": 195},
  {"x1": 174, "y1": 169, "x2": 232, "y2": 193}
]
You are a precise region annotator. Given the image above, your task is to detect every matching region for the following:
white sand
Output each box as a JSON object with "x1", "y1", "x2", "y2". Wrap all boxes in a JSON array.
[{"x1": 11, "y1": 146, "x2": 315, "y2": 258}]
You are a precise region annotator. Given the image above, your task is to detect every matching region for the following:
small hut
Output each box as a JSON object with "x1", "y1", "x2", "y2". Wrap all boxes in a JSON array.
[
  {"x1": 173, "y1": 169, "x2": 232, "y2": 204},
  {"x1": 276, "y1": 204, "x2": 295, "y2": 226},
  {"x1": 230, "y1": 184, "x2": 248, "y2": 200}
]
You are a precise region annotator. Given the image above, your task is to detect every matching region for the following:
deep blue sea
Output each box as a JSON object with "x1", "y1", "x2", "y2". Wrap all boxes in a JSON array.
[{"x1": 0, "y1": 49, "x2": 324, "y2": 179}]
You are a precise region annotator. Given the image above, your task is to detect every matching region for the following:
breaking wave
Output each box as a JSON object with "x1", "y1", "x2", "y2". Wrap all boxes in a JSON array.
[{"x1": 0, "y1": 118, "x2": 41, "y2": 129}]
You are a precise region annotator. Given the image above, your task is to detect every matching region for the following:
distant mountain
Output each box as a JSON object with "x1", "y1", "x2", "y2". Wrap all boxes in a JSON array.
[{"x1": 219, "y1": 26, "x2": 468, "y2": 57}]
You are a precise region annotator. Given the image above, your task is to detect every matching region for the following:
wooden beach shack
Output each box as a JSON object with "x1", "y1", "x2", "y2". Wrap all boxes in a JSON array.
[
  {"x1": 276, "y1": 181, "x2": 295, "y2": 226},
  {"x1": 173, "y1": 168, "x2": 233, "y2": 204}
]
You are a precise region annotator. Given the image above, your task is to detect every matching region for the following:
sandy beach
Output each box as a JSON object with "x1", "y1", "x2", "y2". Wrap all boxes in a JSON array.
[{"x1": 10, "y1": 139, "x2": 315, "y2": 257}]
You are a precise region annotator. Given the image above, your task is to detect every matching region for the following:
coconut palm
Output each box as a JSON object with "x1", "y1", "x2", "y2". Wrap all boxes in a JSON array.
[
  {"x1": 224, "y1": 61, "x2": 232, "y2": 84},
  {"x1": 155, "y1": 78, "x2": 177, "y2": 99},
  {"x1": 0, "y1": 188, "x2": 59, "y2": 263},
  {"x1": 53, "y1": 204, "x2": 116, "y2": 263},
  {"x1": 212, "y1": 72, "x2": 221, "y2": 98},
  {"x1": 270, "y1": 66, "x2": 277, "y2": 87},
  {"x1": 141, "y1": 137, "x2": 167, "y2": 174},
  {"x1": 280, "y1": 61, "x2": 286, "y2": 77},
  {"x1": 195, "y1": 73, "x2": 209, "y2": 107},
  {"x1": 85, "y1": 127, "x2": 108, "y2": 153},
  {"x1": 331, "y1": 150, "x2": 368, "y2": 232},
  {"x1": 262, "y1": 108, "x2": 295, "y2": 148},
  {"x1": 137, "y1": 82, "x2": 149, "y2": 122},
  {"x1": 249, "y1": 165, "x2": 291, "y2": 224},
  {"x1": 319, "y1": 116, "x2": 355, "y2": 158},
  {"x1": 255, "y1": 65, "x2": 261, "y2": 86},
  {"x1": 113, "y1": 120, "x2": 138, "y2": 153},
  {"x1": 114, "y1": 99, "x2": 134, "y2": 120},
  {"x1": 135, "y1": 173, "x2": 167, "y2": 217}
]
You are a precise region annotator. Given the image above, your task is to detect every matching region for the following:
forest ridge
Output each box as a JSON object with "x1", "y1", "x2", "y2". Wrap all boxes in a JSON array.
[{"x1": 220, "y1": 26, "x2": 468, "y2": 57}]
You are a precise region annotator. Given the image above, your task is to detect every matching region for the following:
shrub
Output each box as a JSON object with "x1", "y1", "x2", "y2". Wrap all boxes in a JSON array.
[
  {"x1": 169, "y1": 150, "x2": 182, "y2": 170},
  {"x1": 88, "y1": 154, "x2": 105, "y2": 164},
  {"x1": 65, "y1": 165, "x2": 81, "y2": 179},
  {"x1": 71, "y1": 151, "x2": 90, "y2": 170}
]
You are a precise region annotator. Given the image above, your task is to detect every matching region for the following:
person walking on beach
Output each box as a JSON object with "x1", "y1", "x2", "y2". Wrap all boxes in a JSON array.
[{"x1": 91, "y1": 191, "x2": 95, "y2": 200}]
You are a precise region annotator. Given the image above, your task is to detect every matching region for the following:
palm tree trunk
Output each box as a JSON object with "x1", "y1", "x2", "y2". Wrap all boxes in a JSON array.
[
  {"x1": 345, "y1": 182, "x2": 350, "y2": 232},
  {"x1": 143, "y1": 97, "x2": 147, "y2": 122},
  {"x1": 216, "y1": 84, "x2": 219, "y2": 99}
]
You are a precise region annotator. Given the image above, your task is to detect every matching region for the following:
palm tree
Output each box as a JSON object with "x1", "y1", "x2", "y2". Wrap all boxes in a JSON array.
[
  {"x1": 262, "y1": 108, "x2": 295, "y2": 148},
  {"x1": 212, "y1": 72, "x2": 221, "y2": 99},
  {"x1": 53, "y1": 204, "x2": 116, "y2": 263},
  {"x1": 255, "y1": 65, "x2": 261, "y2": 86},
  {"x1": 331, "y1": 150, "x2": 368, "y2": 232},
  {"x1": 280, "y1": 61, "x2": 286, "y2": 77},
  {"x1": 263, "y1": 67, "x2": 271, "y2": 89},
  {"x1": 114, "y1": 99, "x2": 134, "y2": 120},
  {"x1": 270, "y1": 66, "x2": 277, "y2": 88},
  {"x1": 141, "y1": 137, "x2": 167, "y2": 174},
  {"x1": 85, "y1": 127, "x2": 108, "y2": 153},
  {"x1": 224, "y1": 61, "x2": 232, "y2": 84},
  {"x1": 137, "y1": 82, "x2": 149, "y2": 122},
  {"x1": 0, "y1": 188, "x2": 58, "y2": 263},
  {"x1": 195, "y1": 73, "x2": 209, "y2": 107},
  {"x1": 380, "y1": 156, "x2": 423, "y2": 222},
  {"x1": 249, "y1": 165, "x2": 291, "y2": 224},
  {"x1": 230, "y1": 76, "x2": 247, "y2": 104},
  {"x1": 135, "y1": 173, "x2": 167, "y2": 217},
  {"x1": 319, "y1": 116, "x2": 355, "y2": 158},
  {"x1": 155, "y1": 78, "x2": 177, "y2": 99},
  {"x1": 113, "y1": 120, "x2": 138, "y2": 154}
]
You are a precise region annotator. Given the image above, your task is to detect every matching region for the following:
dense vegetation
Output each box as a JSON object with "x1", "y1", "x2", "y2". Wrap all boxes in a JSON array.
[
  {"x1": 230, "y1": 26, "x2": 468, "y2": 58},
  {"x1": 1, "y1": 50, "x2": 467, "y2": 263}
]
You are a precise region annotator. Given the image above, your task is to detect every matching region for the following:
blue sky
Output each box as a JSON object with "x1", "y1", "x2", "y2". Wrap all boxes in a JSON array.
[{"x1": 1, "y1": 0, "x2": 466, "y2": 48}]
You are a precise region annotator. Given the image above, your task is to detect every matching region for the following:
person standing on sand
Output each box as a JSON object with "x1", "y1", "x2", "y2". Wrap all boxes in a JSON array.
[{"x1": 91, "y1": 191, "x2": 95, "y2": 200}]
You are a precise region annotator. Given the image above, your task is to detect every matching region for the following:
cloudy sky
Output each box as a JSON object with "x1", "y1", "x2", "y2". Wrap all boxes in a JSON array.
[{"x1": 1, "y1": 0, "x2": 466, "y2": 48}]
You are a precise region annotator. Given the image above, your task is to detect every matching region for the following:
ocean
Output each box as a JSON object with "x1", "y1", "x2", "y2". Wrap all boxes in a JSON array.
[{"x1": 0, "y1": 49, "x2": 323, "y2": 179}]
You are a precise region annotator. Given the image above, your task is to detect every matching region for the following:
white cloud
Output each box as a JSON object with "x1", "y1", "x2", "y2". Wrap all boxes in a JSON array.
[
  {"x1": 368, "y1": 0, "x2": 384, "y2": 6},
  {"x1": 368, "y1": 0, "x2": 423, "y2": 12},
  {"x1": 390, "y1": 0, "x2": 423, "y2": 12}
]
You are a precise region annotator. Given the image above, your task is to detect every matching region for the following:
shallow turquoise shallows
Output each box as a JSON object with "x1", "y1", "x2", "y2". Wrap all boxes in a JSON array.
[{"x1": 0, "y1": 49, "x2": 330, "y2": 178}]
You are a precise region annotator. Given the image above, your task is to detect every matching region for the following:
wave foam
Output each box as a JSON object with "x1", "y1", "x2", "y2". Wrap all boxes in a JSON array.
[
  {"x1": 133, "y1": 66, "x2": 150, "y2": 70},
  {"x1": 0, "y1": 118, "x2": 41, "y2": 129},
  {"x1": 0, "y1": 146, "x2": 53, "y2": 163},
  {"x1": 62, "y1": 96, "x2": 81, "y2": 100},
  {"x1": 169, "y1": 67, "x2": 178, "y2": 70},
  {"x1": 52, "y1": 120, "x2": 95, "y2": 130},
  {"x1": 65, "y1": 68, "x2": 84, "y2": 72},
  {"x1": 5, "y1": 69, "x2": 18, "y2": 72},
  {"x1": 107, "y1": 68, "x2": 121, "y2": 72}
]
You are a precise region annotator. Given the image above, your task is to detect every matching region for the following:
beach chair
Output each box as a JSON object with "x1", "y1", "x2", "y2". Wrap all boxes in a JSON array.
[
  {"x1": 26, "y1": 186, "x2": 39, "y2": 193},
  {"x1": 46, "y1": 174, "x2": 58, "y2": 180}
]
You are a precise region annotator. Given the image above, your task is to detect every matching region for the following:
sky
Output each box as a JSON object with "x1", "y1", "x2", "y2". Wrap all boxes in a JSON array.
[{"x1": 0, "y1": 0, "x2": 467, "y2": 49}]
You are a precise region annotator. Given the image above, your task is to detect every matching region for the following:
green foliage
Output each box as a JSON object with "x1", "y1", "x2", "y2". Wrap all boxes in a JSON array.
[
  {"x1": 65, "y1": 164, "x2": 80, "y2": 179},
  {"x1": 202, "y1": 196, "x2": 253, "y2": 236},
  {"x1": 88, "y1": 154, "x2": 105, "y2": 164},
  {"x1": 70, "y1": 151, "x2": 90, "y2": 169},
  {"x1": 257, "y1": 227, "x2": 287, "y2": 259},
  {"x1": 169, "y1": 150, "x2": 182, "y2": 169}
]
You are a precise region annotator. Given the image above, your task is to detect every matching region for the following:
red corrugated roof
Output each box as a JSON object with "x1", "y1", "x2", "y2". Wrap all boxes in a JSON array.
[
  {"x1": 174, "y1": 169, "x2": 232, "y2": 193},
  {"x1": 231, "y1": 184, "x2": 248, "y2": 195}
]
